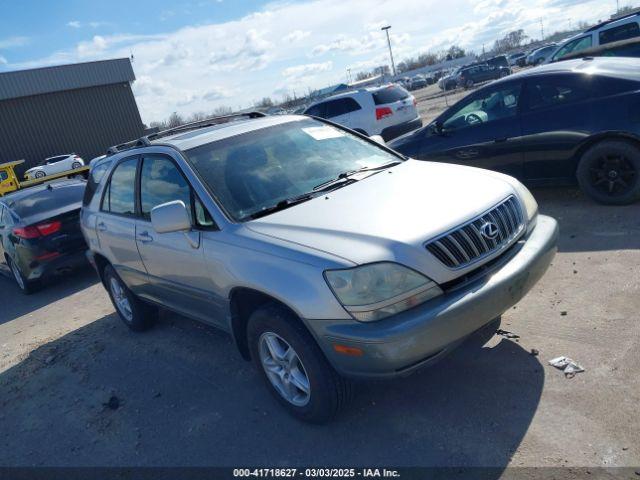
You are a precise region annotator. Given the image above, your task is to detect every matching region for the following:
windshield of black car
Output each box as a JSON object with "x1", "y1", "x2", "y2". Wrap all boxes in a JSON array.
[{"x1": 184, "y1": 119, "x2": 402, "y2": 221}]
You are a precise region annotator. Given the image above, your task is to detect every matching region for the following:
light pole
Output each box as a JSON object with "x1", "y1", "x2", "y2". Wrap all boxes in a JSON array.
[{"x1": 381, "y1": 25, "x2": 397, "y2": 77}]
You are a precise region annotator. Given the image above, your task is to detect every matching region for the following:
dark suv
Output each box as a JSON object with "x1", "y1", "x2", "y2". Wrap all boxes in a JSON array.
[{"x1": 457, "y1": 63, "x2": 511, "y2": 88}]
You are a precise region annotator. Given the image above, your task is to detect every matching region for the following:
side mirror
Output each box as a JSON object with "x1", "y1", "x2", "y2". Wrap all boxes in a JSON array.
[
  {"x1": 151, "y1": 200, "x2": 191, "y2": 234},
  {"x1": 369, "y1": 134, "x2": 386, "y2": 145},
  {"x1": 430, "y1": 121, "x2": 444, "y2": 135}
]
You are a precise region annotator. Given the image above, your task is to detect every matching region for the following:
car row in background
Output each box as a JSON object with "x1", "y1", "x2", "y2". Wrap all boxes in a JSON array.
[
  {"x1": 24, "y1": 153, "x2": 85, "y2": 180},
  {"x1": 0, "y1": 179, "x2": 88, "y2": 293},
  {"x1": 303, "y1": 84, "x2": 422, "y2": 140},
  {"x1": 438, "y1": 55, "x2": 511, "y2": 91},
  {"x1": 390, "y1": 57, "x2": 640, "y2": 205}
]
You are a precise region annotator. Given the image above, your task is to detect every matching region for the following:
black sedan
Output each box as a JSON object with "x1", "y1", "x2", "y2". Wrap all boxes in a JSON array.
[
  {"x1": 0, "y1": 179, "x2": 87, "y2": 293},
  {"x1": 390, "y1": 57, "x2": 640, "y2": 205}
]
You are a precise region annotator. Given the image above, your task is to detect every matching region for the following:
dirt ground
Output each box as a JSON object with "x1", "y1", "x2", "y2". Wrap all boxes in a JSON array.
[{"x1": 1, "y1": 92, "x2": 639, "y2": 471}]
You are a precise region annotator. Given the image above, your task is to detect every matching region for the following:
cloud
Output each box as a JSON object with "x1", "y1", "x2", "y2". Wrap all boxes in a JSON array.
[
  {"x1": 283, "y1": 30, "x2": 311, "y2": 43},
  {"x1": 0, "y1": 55, "x2": 7, "y2": 65},
  {"x1": 282, "y1": 61, "x2": 333, "y2": 79},
  {"x1": 209, "y1": 29, "x2": 272, "y2": 71},
  {"x1": 0, "y1": 36, "x2": 29, "y2": 49},
  {"x1": 67, "y1": 21, "x2": 81, "y2": 28}
]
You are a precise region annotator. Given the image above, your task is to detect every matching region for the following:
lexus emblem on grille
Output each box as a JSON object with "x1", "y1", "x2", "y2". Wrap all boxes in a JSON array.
[{"x1": 480, "y1": 221, "x2": 499, "y2": 240}]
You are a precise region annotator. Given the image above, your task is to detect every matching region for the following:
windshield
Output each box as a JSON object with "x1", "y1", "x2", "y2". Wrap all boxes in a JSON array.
[{"x1": 184, "y1": 118, "x2": 401, "y2": 221}]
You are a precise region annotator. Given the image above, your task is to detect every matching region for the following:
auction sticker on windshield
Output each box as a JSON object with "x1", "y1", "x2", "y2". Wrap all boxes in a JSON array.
[{"x1": 302, "y1": 125, "x2": 345, "y2": 140}]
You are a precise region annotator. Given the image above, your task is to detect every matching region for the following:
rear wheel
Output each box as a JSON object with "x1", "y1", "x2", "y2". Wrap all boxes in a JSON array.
[
  {"x1": 576, "y1": 140, "x2": 640, "y2": 205},
  {"x1": 7, "y1": 257, "x2": 39, "y2": 294},
  {"x1": 71, "y1": 161, "x2": 82, "y2": 169},
  {"x1": 465, "y1": 79, "x2": 474, "y2": 89},
  {"x1": 247, "y1": 303, "x2": 353, "y2": 423},
  {"x1": 34, "y1": 171, "x2": 46, "y2": 178},
  {"x1": 103, "y1": 265, "x2": 156, "y2": 331}
]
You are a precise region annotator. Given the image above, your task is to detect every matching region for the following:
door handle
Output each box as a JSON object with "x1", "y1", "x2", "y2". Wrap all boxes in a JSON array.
[
  {"x1": 97, "y1": 222, "x2": 107, "y2": 232},
  {"x1": 136, "y1": 231, "x2": 153, "y2": 243}
]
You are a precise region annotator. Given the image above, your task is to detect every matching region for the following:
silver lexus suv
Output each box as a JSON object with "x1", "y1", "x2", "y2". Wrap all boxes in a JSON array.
[{"x1": 81, "y1": 113, "x2": 558, "y2": 423}]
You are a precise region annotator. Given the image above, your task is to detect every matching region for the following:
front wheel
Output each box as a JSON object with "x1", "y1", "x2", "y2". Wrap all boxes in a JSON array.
[
  {"x1": 576, "y1": 140, "x2": 640, "y2": 205},
  {"x1": 103, "y1": 265, "x2": 156, "y2": 331},
  {"x1": 71, "y1": 161, "x2": 82, "y2": 169},
  {"x1": 247, "y1": 303, "x2": 353, "y2": 423},
  {"x1": 34, "y1": 171, "x2": 46, "y2": 179}
]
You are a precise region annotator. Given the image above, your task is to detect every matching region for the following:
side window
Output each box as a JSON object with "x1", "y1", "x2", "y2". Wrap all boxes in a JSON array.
[
  {"x1": 526, "y1": 75, "x2": 591, "y2": 111},
  {"x1": 305, "y1": 103, "x2": 325, "y2": 117},
  {"x1": 553, "y1": 36, "x2": 593, "y2": 60},
  {"x1": 101, "y1": 157, "x2": 138, "y2": 215},
  {"x1": 0, "y1": 171, "x2": 8, "y2": 181},
  {"x1": 599, "y1": 22, "x2": 640, "y2": 45},
  {"x1": 593, "y1": 75, "x2": 640, "y2": 97},
  {"x1": 442, "y1": 83, "x2": 522, "y2": 130},
  {"x1": 324, "y1": 99, "x2": 350, "y2": 118},
  {"x1": 343, "y1": 98, "x2": 362, "y2": 114},
  {"x1": 140, "y1": 156, "x2": 192, "y2": 221}
]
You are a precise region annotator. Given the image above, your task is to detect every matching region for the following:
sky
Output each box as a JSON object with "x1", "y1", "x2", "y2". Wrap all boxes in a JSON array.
[{"x1": 0, "y1": 0, "x2": 626, "y2": 124}]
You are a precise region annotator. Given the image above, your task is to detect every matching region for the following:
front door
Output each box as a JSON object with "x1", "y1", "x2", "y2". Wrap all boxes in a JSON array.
[
  {"x1": 135, "y1": 154, "x2": 223, "y2": 324},
  {"x1": 418, "y1": 81, "x2": 525, "y2": 178}
]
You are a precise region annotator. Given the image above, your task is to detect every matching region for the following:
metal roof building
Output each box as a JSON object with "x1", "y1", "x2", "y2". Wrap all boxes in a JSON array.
[{"x1": 0, "y1": 58, "x2": 144, "y2": 174}]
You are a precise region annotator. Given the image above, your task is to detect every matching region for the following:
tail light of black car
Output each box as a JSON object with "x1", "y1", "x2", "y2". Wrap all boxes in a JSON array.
[{"x1": 13, "y1": 221, "x2": 62, "y2": 239}]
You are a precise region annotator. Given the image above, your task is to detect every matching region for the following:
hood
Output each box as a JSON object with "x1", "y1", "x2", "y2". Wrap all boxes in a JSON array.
[{"x1": 246, "y1": 160, "x2": 516, "y2": 281}]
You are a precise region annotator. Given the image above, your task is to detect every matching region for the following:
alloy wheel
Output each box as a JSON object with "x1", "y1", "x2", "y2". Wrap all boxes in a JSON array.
[
  {"x1": 589, "y1": 154, "x2": 637, "y2": 197},
  {"x1": 109, "y1": 277, "x2": 133, "y2": 322},
  {"x1": 259, "y1": 332, "x2": 311, "y2": 407}
]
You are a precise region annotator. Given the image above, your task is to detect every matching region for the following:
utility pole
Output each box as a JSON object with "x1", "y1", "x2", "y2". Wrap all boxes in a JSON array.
[
  {"x1": 381, "y1": 25, "x2": 397, "y2": 77},
  {"x1": 347, "y1": 67, "x2": 352, "y2": 84},
  {"x1": 617, "y1": 0, "x2": 620, "y2": 12},
  {"x1": 540, "y1": 18, "x2": 544, "y2": 40}
]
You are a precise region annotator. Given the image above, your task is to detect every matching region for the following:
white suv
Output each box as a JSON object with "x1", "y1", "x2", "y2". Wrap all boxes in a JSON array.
[
  {"x1": 303, "y1": 84, "x2": 422, "y2": 140},
  {"x1": 548, "y1": 13, "x2": 640, "y2": 63},
  {"x1": 24, "y1": 154, "x2": 85, "y2": 179}
]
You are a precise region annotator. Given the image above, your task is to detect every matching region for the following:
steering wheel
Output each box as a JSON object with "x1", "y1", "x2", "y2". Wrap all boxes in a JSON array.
[{"x1": 465, "y1": 113, "x2": 483, "y2": 126}]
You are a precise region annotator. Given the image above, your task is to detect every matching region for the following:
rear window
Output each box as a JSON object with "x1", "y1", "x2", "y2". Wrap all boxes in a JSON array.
[
  {"x1": 599, "y1": 22, "x2": 640, "y2": 45},
  {"x1": 10, "y1": 183, "x2": 84, "y2": 218},
  {"x1": 372, "y1": 86, "x2": 409, "y2": 105}
]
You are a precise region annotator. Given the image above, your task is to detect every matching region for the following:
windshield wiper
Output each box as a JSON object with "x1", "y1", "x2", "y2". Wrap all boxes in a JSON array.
[
  {"x1": 312, "y1": 161, "x2": 402, "y2": 191},
  {"x1": 248, "y1": 193, "x2": 316, "y2": 220}
]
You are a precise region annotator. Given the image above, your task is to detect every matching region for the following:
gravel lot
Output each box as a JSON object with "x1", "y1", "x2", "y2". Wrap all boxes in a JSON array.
[{"x1": 1, "y1": 92, "x2": 639, "y2": 471}]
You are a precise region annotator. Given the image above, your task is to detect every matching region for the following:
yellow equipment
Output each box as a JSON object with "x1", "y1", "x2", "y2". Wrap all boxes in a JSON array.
[{"x1": 0, "y1": 159, "x2": 89, "y2": 196}]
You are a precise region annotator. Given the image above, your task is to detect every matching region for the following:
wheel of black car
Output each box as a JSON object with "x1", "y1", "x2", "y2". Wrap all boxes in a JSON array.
[
  {"x1": 499, "y1": 69, "x2": 509, "y2": 78},
  {"x1": 34, "y1": 171, "x2": 46, "y2": 178},
  {"x1": 7, "y1": 257, "x2": 39, "y2": 294},
  {"x1": 71, "y1": 161, "x2": 82, "y2": 169},
  {"x1": 247, "y1": 303, "x2": 353, "y2": 423},
  {"x1": 576, "y1": 140, "x2": 640, "y2": 205},
  {"x1": 103, "y1": 264, "x2": 156, "y2": 331},
  {"x1": 465, "y1": 79, "x2": 474, "y2": 89}
]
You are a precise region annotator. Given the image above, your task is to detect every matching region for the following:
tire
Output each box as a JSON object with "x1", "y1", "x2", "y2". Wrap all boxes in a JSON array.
[
  {"x1": 247, "y1": 303, "x2": 353, "y2": 423},
  {"x1": 34, "y1": 171, "x2": 46, "y2": 179},
  {"x1": 7, "y1": 257, "x2": 39, "y2": 294},
  {"x1": 576, "y1": 140, "x2": 640, "y2": 205},
  {"x1": 71, "y1": 161, "x2": 82, "y2": 169},
  {"x1": 465, "y1": 79, "x2": 474, "y2": 89},
  {"x1": 103, "y1": 264, "x2": 156, "y2": 331}
]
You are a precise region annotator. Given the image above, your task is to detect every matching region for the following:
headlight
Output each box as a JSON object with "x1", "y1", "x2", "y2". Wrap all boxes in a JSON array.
[
  {"x1": 511, "y1": 179, "x2": 538, "y2": 223},
  {"x1": 324, "y1": 262, "x2": 443, "y2": 322}
]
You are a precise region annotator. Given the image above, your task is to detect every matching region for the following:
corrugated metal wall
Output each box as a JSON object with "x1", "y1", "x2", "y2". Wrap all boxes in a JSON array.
[{"x1": 0, "y1": 82, "x2": 144, "y2": 175}]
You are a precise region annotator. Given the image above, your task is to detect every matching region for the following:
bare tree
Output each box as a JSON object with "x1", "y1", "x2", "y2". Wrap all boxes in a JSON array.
[{"x1": 166, "y1": 112, "x2": 184, "y2": 128}]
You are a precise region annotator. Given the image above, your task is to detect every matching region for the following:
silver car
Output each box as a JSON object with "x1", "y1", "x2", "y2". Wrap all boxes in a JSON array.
[{"x1": 81, "y1": 113, "x2": 558, "y2": 423}]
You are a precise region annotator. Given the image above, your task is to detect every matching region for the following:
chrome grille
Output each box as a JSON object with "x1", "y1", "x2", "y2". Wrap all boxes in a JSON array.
[{"x1": 425, "y1": 196, "x2": 525, "y2": 269}]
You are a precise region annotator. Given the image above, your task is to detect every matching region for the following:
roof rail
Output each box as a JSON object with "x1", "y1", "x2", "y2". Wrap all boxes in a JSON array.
[
  {"x1": 585, "y1": 10, "x2": 640, "y2": 32},
  {"x1": 144, "y1": 111, "x2": 266, "y2": 143},
  {"x1": 105, "y1": 111, "x2": 266, "y2": 156}
]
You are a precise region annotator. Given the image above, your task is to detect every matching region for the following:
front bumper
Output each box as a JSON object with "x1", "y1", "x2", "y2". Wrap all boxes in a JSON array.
[{"x1": 307, "y1": 215, "x2": 558, "y2": 378}]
